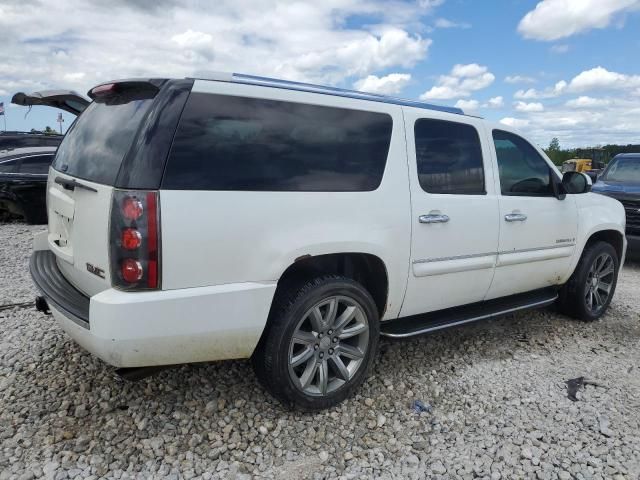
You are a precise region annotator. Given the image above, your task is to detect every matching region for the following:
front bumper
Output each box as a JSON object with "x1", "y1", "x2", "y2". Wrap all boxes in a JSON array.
[{"x1": 30, "y1": 249, "x2": 277, "y2": 368}]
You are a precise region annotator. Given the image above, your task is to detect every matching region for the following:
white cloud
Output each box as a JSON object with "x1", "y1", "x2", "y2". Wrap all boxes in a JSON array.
[
  {"x1": 171, "y1": 29, "x2": 213, "y2": 49},
  {"x1": 419, "y1": 63, "x2": 495, "y2": 100},
  {"x1": 565, "y1": 96, "x2": 611, "y2": 108},
  {"x1": 514, "y1": 101, "x2": 545, "y2": 112},
  {"x1": 550, "y1": 44, "x2": 570, "y2": 54},
  {"x1": 568, "y1": 66, "x2": 640, "y2": 92},
  {"x1": 518, "y1": 0, "x2": 640, "y2": 41},
  {"x1": 505, "y1": 75, "x2": 536, "y2": 84},
  {"x1": 62, "y1": 72, "x2": 86, "y2": 83},
  {"x1": 454, "y1": 99, "x2": 480, "y2": 110},
  {"x1": 500, "y1": 94, "x2": 640, "y2": 147},
  {"x1": 514, "y1": 80, "x2": 567, "y2": 99},
  {"x1": 516, "y1": 67, "x2": 640, "y2": 101},
  {"x1": 354, "y1": 73, "x2": 411, "y2": 94},
  {"x1": 500, "y1": 117, "x2": 531, "y2": 128},
  {"x1": 0, "y1": 1, "x2": 435, "y2": 95},
  {"x1": 487, "y1": 96, "x2": 504, "y2": 108},
  {"x1": 434, "y1": 18, "x2": 471, "y2": 29},
  {"x1": 418, "y1": 0, "x2": 446, "y2": 9}
]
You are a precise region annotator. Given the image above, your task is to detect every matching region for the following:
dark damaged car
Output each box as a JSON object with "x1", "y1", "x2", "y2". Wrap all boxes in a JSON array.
[
  {"x1": 0, "y1": 91, "x2": 88, "y2": 223},
  {"x1": 592, "y1": 153, "x2": 640, "y2": 252}
]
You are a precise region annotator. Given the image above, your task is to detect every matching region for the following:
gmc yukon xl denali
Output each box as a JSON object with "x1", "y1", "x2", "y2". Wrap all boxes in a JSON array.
[{"x1": 29, "y1": 74, "x2": 627, "y2": 410}]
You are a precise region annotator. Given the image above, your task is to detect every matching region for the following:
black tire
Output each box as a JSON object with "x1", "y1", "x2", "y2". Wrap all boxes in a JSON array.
[
  {"x1": 252, "y1": 275, "x2": 379, "y2": 411},
  {"x1": 557, "y1": 241, "x2": 619, "y2": 321}
]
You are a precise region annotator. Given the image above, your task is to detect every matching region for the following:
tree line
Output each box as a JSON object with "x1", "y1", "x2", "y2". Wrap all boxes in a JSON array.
[{"x1": 543, "y1": 138, "x2": 640, "y2": 166}]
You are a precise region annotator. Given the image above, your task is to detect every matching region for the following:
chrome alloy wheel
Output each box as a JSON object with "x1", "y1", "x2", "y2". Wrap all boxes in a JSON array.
[
  {"x1": 288, "y1": 295, "x2": 370, "y2": 396},
  {"x1": 585, "y1": 252, "x2": 615, "y2": 313}
]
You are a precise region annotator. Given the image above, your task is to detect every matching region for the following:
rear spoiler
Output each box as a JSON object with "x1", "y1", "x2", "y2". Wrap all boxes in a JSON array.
[{"x1": 88, "y1": 79, "x2": 167, "y2": 104}]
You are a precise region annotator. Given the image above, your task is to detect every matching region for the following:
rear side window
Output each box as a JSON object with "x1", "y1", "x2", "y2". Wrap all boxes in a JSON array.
[
  {"x1": 19, "y1": 155, "x2": 53, "y2": 174},
  {"x1": 414, "y1": 119, "x2": 485, "y2": 195},
  {"x1": 163, "y1": 93, "x2": 393, "y2": 191},
  {"x1": 53, "y1": 99, "x2": 154, "y2": 185}
]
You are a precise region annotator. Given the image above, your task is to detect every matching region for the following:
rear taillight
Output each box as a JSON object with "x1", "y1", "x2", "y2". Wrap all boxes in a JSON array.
[{"x1": 110, "y1": 190, "x2": 160, "y2": 290}]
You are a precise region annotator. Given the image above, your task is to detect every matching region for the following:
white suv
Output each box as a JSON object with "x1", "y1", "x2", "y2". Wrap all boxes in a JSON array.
[{"x1": 29, "y1": 74, "x2": 626, "y2": 410}]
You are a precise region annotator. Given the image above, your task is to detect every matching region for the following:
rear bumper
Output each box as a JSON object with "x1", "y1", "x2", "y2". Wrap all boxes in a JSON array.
[
  {"x1": 30, "y1": 250, "x2": 90, "y2": 328},
  {"x1": 30, "y1": 250, "x2": 277, "y2": 368}
]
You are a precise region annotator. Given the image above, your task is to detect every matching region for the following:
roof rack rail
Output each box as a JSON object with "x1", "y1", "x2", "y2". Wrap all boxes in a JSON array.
[{"x1": 193, "y1": 72, "x2": 466, "y2": 116}]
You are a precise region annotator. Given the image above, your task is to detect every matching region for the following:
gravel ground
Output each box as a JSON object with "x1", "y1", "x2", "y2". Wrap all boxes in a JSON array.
[{"x1": 1, "y1": 223, "x2": 639, "y2": 480}]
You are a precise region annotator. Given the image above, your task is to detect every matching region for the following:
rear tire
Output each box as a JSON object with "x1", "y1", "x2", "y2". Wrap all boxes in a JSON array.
[
  {"x1": 557, "y1": 241, "x2": 619, "y2": 321},
  {"x1": 252, "y1": 275, "x2": 379, "y2": 411}
]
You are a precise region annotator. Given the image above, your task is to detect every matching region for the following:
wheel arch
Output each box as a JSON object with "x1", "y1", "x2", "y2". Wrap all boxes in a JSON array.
[
  {"x1": 584, "y1": 229, "x2": 625, "y2": 262},
  {"x1": 274, "y1": 252, "x2": 390, "y2": 319},
  {"x1": 569, "y1": 226, "x2": 626, "y2": 279}
]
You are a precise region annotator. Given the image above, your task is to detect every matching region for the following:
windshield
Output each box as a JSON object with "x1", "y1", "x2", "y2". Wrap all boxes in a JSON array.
[
  {"x1": 602, "y1": 157, "x2": 640, "y2": 183},
  {"x1": 52, "y1": 98, "x2": 154, "y2": 185}
]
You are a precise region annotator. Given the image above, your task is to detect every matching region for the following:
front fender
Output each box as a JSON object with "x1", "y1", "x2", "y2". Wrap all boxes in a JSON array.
[{"x1": 568, "y1": 193, "x2": 627, "y2": 276}]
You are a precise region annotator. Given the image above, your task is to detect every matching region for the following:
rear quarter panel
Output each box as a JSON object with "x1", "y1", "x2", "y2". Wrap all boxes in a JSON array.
[{"x1": 160, "y1": 81, "x2": 411, "y2": 320}]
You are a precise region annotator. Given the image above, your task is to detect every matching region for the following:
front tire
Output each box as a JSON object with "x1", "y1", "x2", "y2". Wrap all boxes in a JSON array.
[
  {"x1": 252, "y1": 275, "x2": 379, "y2": 411},
  {"x1": 558, "y1": 241, "x2": 619, "y2": 321}
]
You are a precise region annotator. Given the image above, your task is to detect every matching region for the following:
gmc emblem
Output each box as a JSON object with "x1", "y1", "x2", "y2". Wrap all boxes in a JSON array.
[{"x1": 86, "y1": 263, "x2": 106, "y2": 279}]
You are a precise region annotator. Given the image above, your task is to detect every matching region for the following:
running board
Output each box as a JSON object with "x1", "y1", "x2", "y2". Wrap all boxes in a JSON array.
[{"x1": 381, "y1": 288, "x2": 558, "y2": 338}]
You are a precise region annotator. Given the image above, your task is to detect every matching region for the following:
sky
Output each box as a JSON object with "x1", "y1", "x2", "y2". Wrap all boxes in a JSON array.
[{"x1": 0, "y1": 0, "x2": 639, "y2": 149}]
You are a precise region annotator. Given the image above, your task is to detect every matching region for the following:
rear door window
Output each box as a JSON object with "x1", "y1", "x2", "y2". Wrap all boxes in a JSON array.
[
  {"x1": 52, "y1": 99, "x2": 154, "y2": 185},
  {"x1": 163, "y1": 93, "x2": 393, "y2": 191},
  {"x1": 414, "y1": 119, "x2": 485, "y2": 195}
]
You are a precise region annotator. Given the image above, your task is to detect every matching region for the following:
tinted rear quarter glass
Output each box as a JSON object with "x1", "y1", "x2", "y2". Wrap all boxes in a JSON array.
[
  {"x1": 163, "y1": 92, "x2": 393, "y2": 191},
  {"x1": 414, "y1": 119, "x2": 485, "y2": 195},
  {"x1": 53, "y1": 99, "x2": 154, "y2": 185}
]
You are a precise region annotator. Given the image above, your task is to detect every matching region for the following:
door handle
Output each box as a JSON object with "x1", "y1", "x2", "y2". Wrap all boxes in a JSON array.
[
  {"x1": 505, "y1": 213, "x2": 527, "y2": 222},
  {"x1": 419, "y1": 214, "x2": 450, "y2": 224}
]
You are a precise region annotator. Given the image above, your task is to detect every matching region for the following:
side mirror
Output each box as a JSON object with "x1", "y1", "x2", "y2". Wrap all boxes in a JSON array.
[{"x1": 562, "y1": 171, "x2": 592, "y2": 194}]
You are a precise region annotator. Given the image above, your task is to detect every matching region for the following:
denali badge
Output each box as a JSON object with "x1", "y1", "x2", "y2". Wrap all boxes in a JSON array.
[{"x1": 86, "y1": 263, "x2": 106, "y2": 279}]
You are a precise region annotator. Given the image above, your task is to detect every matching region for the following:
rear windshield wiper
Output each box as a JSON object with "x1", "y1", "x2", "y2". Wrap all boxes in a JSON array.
[{"x1": 54, "y1": 176, "x2": 98, "y2": 193}]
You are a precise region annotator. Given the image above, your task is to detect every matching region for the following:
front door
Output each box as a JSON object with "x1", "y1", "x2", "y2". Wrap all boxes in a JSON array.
[
  {"x1": 486, "y1": 129, "x2": 578, "y2": 299},
  {"x1": 400, "y1": 111, "x2": 499, "y2": 317}
]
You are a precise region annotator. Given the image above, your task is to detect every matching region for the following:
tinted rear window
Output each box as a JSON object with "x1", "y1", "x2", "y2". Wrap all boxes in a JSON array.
[
  {"x1": 53, "y1": 99, "x2": 154, "y2": 185},
  {"x1": 414, "y1": 119, "x2": 485, "y2": 195},
  {"x1": 163, "y1": 93, "x2": 393, "y2": 191}
]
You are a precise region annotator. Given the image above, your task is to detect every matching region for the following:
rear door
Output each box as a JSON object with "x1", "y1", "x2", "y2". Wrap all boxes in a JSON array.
[
  {"x1": 45, "y1": 85, "x2": 159, "y2": 296},
  {"x1": 400, "y1": 110, "x2": 499, "y2": 317}
]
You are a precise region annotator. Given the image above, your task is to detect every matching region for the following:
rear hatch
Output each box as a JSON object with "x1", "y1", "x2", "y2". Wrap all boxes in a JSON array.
[
  {"x1": 11, "y1": 90, "x2": 90, "y2": 116},
  {"x1": 45, "y1": 80, "x2": 172, "y2": 296}
]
